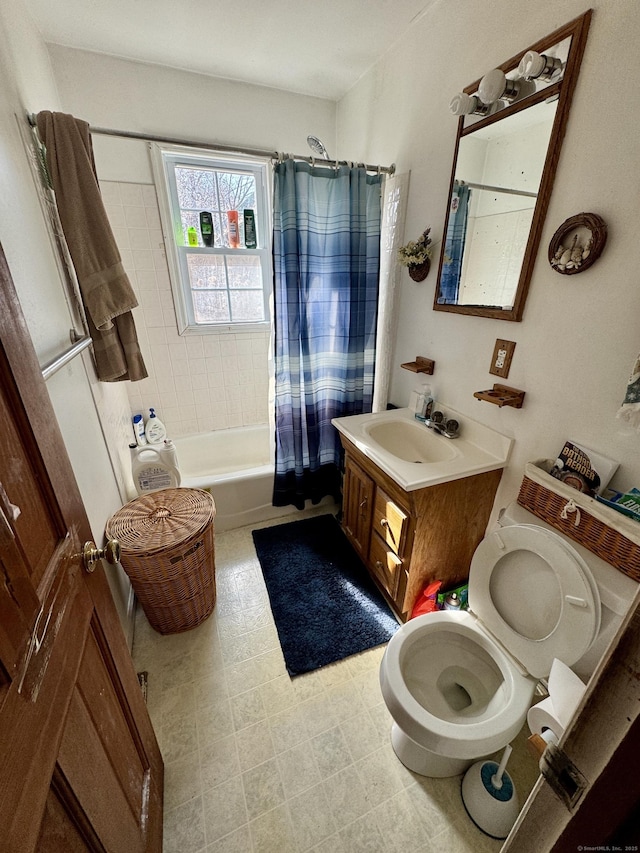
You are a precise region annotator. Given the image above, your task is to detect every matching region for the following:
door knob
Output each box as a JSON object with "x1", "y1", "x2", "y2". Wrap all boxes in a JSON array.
[{"x1": 83, "y1": 538, "x2": 121, "y2": 573}]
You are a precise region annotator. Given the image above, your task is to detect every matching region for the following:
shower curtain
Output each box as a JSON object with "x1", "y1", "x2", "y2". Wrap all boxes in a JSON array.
[
  {"x1": 272, "y1": 159, "x2": 383, "y2": 510},
  {"x1": 437, "y1": 181, "x2": 471, "y2": 304}
]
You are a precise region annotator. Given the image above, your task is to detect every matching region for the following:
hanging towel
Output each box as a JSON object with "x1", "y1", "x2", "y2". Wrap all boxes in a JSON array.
[
  {"x1": 617, "y1": 352, "x2": 640, "y2": 429},
  {"x1": 36, "y1": 111, "x2": 147, "y2": 382}
]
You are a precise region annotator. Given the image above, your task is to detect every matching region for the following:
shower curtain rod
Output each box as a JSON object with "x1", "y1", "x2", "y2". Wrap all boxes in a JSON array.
[
  {"x1": 460, "y1": 180, "x2": 537, "y2": 199},
  {"x1": 27, "y1": 114, "x2": 395, "y2": 175}
]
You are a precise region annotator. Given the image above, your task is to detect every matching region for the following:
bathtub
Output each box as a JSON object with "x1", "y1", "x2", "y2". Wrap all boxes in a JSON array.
[{"x1": 175, "y1": 425, "x2": 295, "y2": 531}]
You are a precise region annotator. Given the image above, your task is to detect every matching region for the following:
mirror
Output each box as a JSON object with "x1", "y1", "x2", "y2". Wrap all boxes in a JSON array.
[{"x1": 433, "y1": 11, "x2": 592, "y2": 321}]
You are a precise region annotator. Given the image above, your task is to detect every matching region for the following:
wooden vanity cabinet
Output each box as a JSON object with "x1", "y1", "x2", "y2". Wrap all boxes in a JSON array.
[{"x1": 339, "y1": 436, "x2": 503, "y2": 621}]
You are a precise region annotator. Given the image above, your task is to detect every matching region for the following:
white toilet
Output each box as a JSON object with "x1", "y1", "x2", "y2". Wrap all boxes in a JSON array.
[{"x1": 379, "y1": 501, "x2": 636, "y2": 777}]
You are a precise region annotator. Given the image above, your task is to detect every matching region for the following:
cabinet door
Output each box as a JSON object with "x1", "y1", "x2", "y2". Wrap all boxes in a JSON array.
[{"x1": 343, "y1": 456, "x2": 374, "y2": 560}]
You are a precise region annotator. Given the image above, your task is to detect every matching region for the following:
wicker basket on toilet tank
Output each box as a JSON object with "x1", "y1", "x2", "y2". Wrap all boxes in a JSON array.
[
  {"x1": 517, "y1": 461, "x2": 640, "y2": 582},
  {"x1": 106, "y1": 487, "x2": 216, "y2": 634}
]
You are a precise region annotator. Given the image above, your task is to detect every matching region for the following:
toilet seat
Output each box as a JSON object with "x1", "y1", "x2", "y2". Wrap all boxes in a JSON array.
[{"x1": 470, "y1": 524, "x2": 600, "y2": 678}]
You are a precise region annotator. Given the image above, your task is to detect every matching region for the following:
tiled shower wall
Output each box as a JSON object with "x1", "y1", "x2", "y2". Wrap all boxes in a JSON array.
[{"x1": 100, "y1": 180, "x2": 271, "y2": 439}]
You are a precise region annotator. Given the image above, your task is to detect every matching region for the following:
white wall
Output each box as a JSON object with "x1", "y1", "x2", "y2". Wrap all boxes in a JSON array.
[
  {"x1": 47, "y1": 46, "x2": 337, "y2": 443},
  {"x1": 338, "y1": 0, "x2": 640, "y2": 523},
  {"x1": 0, "y1": 2, "x2": 135, "y2": 637}
]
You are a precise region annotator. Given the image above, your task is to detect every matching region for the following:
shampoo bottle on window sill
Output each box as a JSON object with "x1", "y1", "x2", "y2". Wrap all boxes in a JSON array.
[
  {"x1": 200, "y1": 211, "x2": 214, "y2": 247},
  {"x1": 227, "y1": 210, "x2": 240, "y2": 248},
  {"x1": 244, "y1": 209, "x2": 257, "y2": 248},
  {"x1": 145, "y1": 408, "x2": 167, "y2": 444}
]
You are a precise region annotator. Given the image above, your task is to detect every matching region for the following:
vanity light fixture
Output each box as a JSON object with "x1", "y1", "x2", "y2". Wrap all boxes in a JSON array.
[
  {"x1": 517, "y1": 50, "x2": 563, "y2": 81},
  {"x1": 449, "y1": 92, "x2": 503, "y2": 117},
  {"x1": 477, "y1": 68, "x2": 536, "y2": 105}
]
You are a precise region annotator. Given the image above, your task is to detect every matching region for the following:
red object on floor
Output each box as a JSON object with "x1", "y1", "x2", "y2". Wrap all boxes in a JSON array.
[{"x1": 410, "y1": 580, "x2": 442, "y2": 618}]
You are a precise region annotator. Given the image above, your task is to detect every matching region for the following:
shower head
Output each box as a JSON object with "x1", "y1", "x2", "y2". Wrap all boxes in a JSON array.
[{"x1": 307, "y1": 135, "x2": 331, "y2": 161}]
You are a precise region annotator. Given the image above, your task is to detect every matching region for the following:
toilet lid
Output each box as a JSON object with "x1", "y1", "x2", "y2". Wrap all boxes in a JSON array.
[{"x1": 469, "y1": 524, "x2": 600, "y2": 678}]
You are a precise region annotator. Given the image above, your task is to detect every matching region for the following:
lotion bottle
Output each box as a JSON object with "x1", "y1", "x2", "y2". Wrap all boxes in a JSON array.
[{"x1": 145, "y1": 407, "x2": 167, "y2": 444}]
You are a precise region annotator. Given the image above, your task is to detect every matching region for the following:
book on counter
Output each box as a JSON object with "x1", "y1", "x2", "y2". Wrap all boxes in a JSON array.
[{"x1": 549, "y1": 440, "x2": 619, "y2": 497}]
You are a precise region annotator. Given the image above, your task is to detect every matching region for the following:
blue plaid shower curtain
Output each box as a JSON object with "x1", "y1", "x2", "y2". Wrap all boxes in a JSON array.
[
  {"x1": 272, "y1": 159, "x2": 383, "y2": 510},
  {"x1": 437, "y1": 181, "x2": 471, "y2": 304}
]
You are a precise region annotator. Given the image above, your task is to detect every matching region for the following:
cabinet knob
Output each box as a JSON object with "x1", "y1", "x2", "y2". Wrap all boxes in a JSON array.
[
  {"x1": 380, "y1": 518, "x2": 389, "y2": 529},
  {"x1": 375, "y1": 560, "x2": 384, "y2": 571}
]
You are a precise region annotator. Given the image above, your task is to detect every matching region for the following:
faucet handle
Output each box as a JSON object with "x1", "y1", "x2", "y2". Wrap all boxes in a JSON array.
[{"x1": 444, "y1": 418, "x2": 460, "y2": 438}]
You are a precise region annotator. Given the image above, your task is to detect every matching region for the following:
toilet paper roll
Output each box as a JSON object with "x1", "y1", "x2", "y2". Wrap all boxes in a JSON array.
[
  {"x1": 548, "y1": 659, "x2": 586, "y2": 727},
  {"x1": 527, "y1": 696, "x2": 564, "y2": 741}
]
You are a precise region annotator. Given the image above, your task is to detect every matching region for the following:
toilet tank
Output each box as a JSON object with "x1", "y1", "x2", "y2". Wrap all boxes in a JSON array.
[{"x1": 497, "y1": 501, "x2": 638, "y2": 681}]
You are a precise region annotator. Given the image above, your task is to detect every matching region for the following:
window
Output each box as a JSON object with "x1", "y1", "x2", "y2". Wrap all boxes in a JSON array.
[{"x1": 151, "y1": 144, "x2": 272, "y2": 334}]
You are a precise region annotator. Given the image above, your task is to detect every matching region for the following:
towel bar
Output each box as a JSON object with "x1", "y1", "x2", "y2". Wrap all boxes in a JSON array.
[{"x1": 41, "y1": 331, "x2": 92, "y2": 381}]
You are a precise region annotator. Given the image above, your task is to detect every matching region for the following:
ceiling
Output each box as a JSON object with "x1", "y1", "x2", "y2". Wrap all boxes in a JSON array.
[{"x1": 23, "y1": 0, "x2": 437, "y2": 101}]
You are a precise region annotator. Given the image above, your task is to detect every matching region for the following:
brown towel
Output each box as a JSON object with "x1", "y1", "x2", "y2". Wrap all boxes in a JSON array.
[{"x1": 36, "y1": 111, "x2": 147, "y2": 382}]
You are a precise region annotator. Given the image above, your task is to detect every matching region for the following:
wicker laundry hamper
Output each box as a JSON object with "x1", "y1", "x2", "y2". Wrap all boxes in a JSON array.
[{"x1": 106, "y1": 487, "x2": 216, "y2": 634}]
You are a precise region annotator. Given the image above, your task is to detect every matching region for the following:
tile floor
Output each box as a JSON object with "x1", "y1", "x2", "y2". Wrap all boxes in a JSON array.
[{"x1": 132, "y1": 507, "x2": 541, "y2": 853}]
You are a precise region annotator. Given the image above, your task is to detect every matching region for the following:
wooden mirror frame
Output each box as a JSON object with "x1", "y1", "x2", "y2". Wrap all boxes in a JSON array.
[{"x1": 433, "y1": 10, "x2": 592, "y2": 322}]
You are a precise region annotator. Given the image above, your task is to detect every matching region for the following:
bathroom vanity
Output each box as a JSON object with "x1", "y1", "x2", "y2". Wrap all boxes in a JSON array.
[{"x1": 332, "y1": 408, "x2": 512, "y2": 620}]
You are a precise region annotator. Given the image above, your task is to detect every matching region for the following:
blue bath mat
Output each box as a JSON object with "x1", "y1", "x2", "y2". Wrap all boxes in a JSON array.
[{"x1": 252, "y1": 514, "x2": 399, "y2": 676}]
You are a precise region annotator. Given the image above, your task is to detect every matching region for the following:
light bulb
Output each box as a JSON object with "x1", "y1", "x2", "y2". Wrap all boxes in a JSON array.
[
  {"x1": 517, "y1": 50, "x2": 564, "y2": 81},
  {"x1": 478, "y1": 69, "x2": 536, "y2": 104},
  {"x1": 478, "y1": 69, "x2": 510, "y2": 104},
  {"x1": 449, "y1": 92, "x2": 503, "y2": 117},
  {"x1": 449, "y1": 92, "x2": 478, "y2": 115}
]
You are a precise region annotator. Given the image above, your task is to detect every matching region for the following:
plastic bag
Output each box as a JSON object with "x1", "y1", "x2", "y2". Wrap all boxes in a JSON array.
[{"x1": 410, "y1": 580, "x2": 442, "y2": 619}]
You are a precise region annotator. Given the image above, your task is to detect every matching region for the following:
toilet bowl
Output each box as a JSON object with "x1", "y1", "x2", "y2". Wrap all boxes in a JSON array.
[{"x1": 379, "y1": 501, "x2": 613, "y2": 777}]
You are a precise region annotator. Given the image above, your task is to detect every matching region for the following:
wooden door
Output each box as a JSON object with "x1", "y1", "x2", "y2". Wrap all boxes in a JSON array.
[{"x1": 0, "y1": 244, "x2": 163, "y2": 852}]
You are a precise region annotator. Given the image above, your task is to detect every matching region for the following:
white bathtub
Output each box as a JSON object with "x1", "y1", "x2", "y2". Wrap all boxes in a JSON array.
[{"x1": 175, "y1": 425, "x2": 294, "y2": 531}]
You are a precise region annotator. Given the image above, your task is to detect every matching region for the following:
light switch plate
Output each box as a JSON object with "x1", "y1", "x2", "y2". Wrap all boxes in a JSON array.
[{"x1": 489, "y1": 339, "x2": 516, "y2": 378}]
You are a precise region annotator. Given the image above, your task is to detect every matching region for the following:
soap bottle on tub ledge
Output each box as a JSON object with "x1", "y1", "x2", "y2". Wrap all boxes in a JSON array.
[{"x1": 145, "y1": 407, "x2": 167, "y2": 444}]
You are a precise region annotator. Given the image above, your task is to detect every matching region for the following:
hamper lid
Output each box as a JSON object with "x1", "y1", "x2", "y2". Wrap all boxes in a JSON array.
[{"x1": 106, "y1": 488, "x2": 215, "y2": 555}]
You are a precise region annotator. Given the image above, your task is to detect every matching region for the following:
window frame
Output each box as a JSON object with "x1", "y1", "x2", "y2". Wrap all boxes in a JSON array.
[{"x1": 150, "y1": 143, "x2": 273, "y2": 335}]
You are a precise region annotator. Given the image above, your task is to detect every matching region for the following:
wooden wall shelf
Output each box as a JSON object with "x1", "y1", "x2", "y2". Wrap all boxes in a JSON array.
[
  {"x1": 474, "y1": 383, "x2": 525, "y2": 409},
  {"x1": 401, "y1": 356, "x2": 435, "y2": 375}
]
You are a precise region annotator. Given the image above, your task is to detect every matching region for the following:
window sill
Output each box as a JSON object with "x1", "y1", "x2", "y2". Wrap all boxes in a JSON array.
[{"x1": 179, "y1": 321, "x2": 271, "y2": 336}]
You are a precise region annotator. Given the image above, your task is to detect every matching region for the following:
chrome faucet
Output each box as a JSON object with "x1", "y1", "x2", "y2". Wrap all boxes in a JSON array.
[{"x1": 425, "y1": 410, "x2": 460, "y2": 439}]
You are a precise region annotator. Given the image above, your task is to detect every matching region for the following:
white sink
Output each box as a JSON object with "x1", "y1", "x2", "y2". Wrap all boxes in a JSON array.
[
  {"x1": 364, "y1": 419, "x2": 458, "y2": 464},
  {"x1": 332, "y1": 407, "x2": 512, "y2": 491}
]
